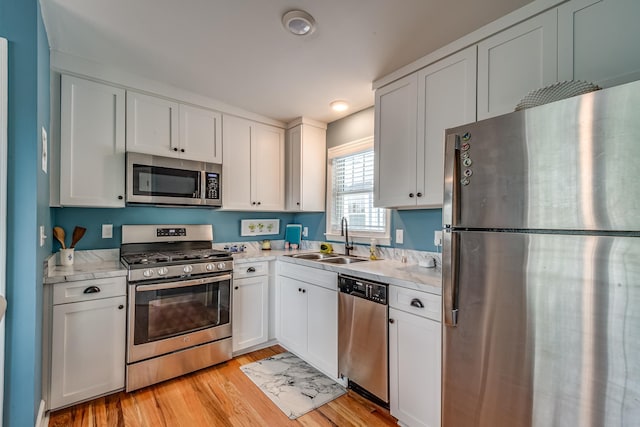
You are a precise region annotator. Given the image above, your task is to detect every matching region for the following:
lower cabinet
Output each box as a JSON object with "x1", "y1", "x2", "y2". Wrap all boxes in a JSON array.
[
  {"x1": 48, "y1": 277, "x2": 127, "y2": 410},
  {"x1": 277, "y1": 263, "x2": 338, "y2": 378},
  {"x1": 389, "y1": 286, "x2": 442, "y2": 427},
  {"x1": 232, "y1": 262, "x2": 269, "y2": 353}
]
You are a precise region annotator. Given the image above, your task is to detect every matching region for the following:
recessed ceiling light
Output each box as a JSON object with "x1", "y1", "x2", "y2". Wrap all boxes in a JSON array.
[
  {"x1": 282, "y1": 10, "x2": 316, "y2": 36},
  {"x1": 330, "y1": 100, "x2": 349, "y2": 112}
]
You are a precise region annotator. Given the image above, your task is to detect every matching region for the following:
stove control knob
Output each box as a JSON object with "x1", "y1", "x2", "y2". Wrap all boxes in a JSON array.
[
  {"x1": 217, "y1": 262, "x2": 226, "y2": 270},
  {"x1": 206, "y1": 263, "x2": 215, "y2": 271},
  {"x1": 183, "y1": 265, "x2": 193, "y2": 274},
  {"x1": 143, "y1": 269, "x2": 154, "y2": 278},
  {"x1": 157, "y1": 267, "x2": 169, "y2": 276}
]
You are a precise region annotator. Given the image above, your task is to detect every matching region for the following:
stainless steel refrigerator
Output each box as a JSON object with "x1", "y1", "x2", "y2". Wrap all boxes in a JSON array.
[{"x1": 442, "y1": 80, "x2": 640, "y2": 426}]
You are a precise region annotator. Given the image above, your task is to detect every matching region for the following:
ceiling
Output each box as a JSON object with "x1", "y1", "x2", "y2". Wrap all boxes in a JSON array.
[{"x1": 40, "y1": 0, "x2": 533, "y2": 124}]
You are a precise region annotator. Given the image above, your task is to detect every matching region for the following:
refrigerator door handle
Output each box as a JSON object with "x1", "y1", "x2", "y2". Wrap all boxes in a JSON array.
[
  {"x1": 443, "y1": 133, "x2": 461, "y2": 227},
  {"x1": 443, "y1": 229, "x2": 459, "y2": 326}
]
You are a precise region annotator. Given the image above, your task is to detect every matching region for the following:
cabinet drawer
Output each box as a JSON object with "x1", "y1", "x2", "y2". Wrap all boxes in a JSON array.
[
  {"x1": 389, "y1": 286, "x2": 441, "y2": 322},
  {"x1": 53, "y1": 277, "x2": 127, "y2": 305},
  {"x1": 278, "y1": 262, "x2": 337, "y2": 290},
  {"x1": 234, "y1": 261, "x2": 269, "y2": 278}
]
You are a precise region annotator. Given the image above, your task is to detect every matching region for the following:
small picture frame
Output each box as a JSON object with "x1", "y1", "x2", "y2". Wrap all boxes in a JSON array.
[{"x1": 240, "y1": 219, "x2": 280, "y2": 236}]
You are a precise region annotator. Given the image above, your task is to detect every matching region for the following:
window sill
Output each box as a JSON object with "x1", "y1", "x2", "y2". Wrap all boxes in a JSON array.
[{"x1": 324, "y1": 233, "x2": 391, "y2": 247}]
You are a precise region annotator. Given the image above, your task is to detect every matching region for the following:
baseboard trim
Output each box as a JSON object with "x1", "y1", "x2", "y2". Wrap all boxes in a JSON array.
[{"x1": 36, "y1": 400, "x2": 47, "y2": 427}]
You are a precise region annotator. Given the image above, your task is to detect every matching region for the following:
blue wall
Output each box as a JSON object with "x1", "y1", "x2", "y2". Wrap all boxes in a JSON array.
[
  {"x1": 1, "y1": 0, "x2": 50, "y2": 425},
  {"x1": 295, "y1": 209, "x2": 443, "y2": 252},
  {"x1": 53, "y1": 207, "x2": 296, "y2": 249}
]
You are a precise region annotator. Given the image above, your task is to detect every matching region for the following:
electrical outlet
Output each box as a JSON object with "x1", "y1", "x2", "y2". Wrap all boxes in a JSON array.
[
  {"x1": 41, "y1": 127, "x2": 48, "y2": 173},
  {"x1": 39, "y1": 225, "x2": 47, "y2": 247},
  {"x1": 395, "y1": 229, "x2": 404, "y2": 245},
  {"x1": 302, "y1": 226, "x2": 308, "y2": 237},
  {"x1": 102, "y1": 224, "x2": 113, "y2": 239},
  {"x1": 434, "y1": 230, "x2": 443, "y2": 247}
]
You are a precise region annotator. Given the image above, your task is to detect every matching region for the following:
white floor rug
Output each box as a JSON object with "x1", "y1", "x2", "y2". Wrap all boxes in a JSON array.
[{"x1": 240, "y1": 352, "x2": 347, "y2": 420}]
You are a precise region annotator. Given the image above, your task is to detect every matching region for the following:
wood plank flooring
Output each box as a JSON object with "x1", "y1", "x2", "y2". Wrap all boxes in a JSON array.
[{"x1": 49, "y1": 345, "x2": 398, "y2": 427}]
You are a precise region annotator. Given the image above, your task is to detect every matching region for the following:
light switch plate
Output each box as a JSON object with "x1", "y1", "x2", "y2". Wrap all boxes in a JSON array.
[
  {"x1": 41, "y1": 126, "x2": 48, "y2": 173},
  {"x1": 303, "y1": 227, "x2": 309, "y2": 237},
  {"x1": 39, "y1": 225, "x2": 46, "y2": 247},
  {"x1": 102, "y1": 224, "x2": 113, "y2": 239},
  {"x1": 395, "y1": 229, "x2": 404, "y2": 245},
  {"x1": 434, "y1": 230, "x2": 443, "y2": 247}
]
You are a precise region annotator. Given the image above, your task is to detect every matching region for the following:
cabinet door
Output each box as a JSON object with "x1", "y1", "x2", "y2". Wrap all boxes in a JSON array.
[
  {"x1": 306, "y1": 284, "x2": 338, "y2": 378},
  {"x1": 232, "y1": 275, "x2": 269, "y2": 352},
  {"x1": 251, "y1": 123, "x2": 285, "y2": 211},
  {"x1": 477, "y1": 9, "x2": 558, "y2": 120},
  {"x1": 285, "y1": 125, "x2": 302, "y2": 211},
  {"x1": 278, "y1": 276, "x2": 307, "y2": 356},
  {"x1": 222, "y1": 115, "x2": 253, "y2": 209},
  {"x1": 286, "y1": 124, "x2": 326, "y2": 212},
  {"x1": 126, "y1": 91, "x2": 179, "y2": 157},
  {"x1": 389, "y1": 307, "x2": 441, "y2": 427},
  {"x1": 179, "y1": 105, "x2": 222, "y2": 163},
  {"x1": 558, "y1": 0, "x2": 640, "y2": 87},
  {"x1": 417, "y1": 46, "x2": 477, "y2": 208},
  {"x1": 50, "y1": 296, "x2": 126, "y2": 409},
  {"x1": 60, "y1": 75, "x2": 125, "y2": 207},
  {"x1": 374, "y1": 73, "x2": 418, "y2": 208}
]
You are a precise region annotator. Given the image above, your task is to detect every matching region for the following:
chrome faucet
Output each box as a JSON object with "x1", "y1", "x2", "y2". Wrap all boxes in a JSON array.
[{"x1": 341, "y1": 217, "x2": 354, "y2": 256}]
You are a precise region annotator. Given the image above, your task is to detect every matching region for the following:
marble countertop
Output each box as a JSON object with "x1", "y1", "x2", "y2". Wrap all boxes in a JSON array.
[
  {"x1": 44, "y1": 249, "x2": 127, "y2": 285},
  {"x1": 44, "y1": 247, "x2": 442, "y2": 295},
  {"x1": 233, "y1": 249, "x2": 442, "y2": 295}
]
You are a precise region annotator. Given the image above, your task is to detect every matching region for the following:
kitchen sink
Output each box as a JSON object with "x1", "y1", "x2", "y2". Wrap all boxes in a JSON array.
[
  {"x1": 289, "y1": 252, "x2": 338, "y2": 260},
  {"x1": 318, "y1": 256, "x2": 368, "y2": 264}
]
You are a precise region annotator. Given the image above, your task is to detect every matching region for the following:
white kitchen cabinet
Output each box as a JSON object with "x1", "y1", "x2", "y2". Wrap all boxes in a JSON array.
[
  {"x1": 277, "y1": 263, "x2": 338, "y2": 378},
  {"x1": 222, "y1": 115, "x2": 285, "y2": 211},
  {"x1": 374, "y1": 73, "x2": 418, "y2": 208},
  {"x1": 375, "y1": 46, "x2": 476, "y2": 208},
  {"x1": 126, "y1": 91, "x2": 222, "y2": 163},
  {"x1": 285, "y1": 118, "x2": 327, "y2": 212},
  {"x1": 232, "y1": 262, "x2": 269, "y2": 353},
  {"x1": 416, "y1": 46, "x2": 477, "y2": 207},
  {"x1": 60, "y1": 75, "x2": 125, "y2": 207},
  {"x1": 477, "y1": 9, "x2": 558, "y2": 120},
  {"x1": 389, "y1": 286, "x2": 441, "y2": 427},
  {"x1": 558, "y1": 0, "x2": 640, "y2": 87},
  {"x1": 49, "y1": 277, "x2": 126, "y2": 410}
]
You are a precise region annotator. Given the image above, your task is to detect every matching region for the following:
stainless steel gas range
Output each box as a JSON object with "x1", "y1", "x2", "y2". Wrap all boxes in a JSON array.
[{"x1": 121, "y1": 224, "x2": 233, "y2": 392}]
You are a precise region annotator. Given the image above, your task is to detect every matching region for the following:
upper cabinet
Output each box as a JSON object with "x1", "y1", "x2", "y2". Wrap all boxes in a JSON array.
[
  {"x1": 286, "y1": 119, "x2": 327, "y2": 212},
  {"x1": 126, "y1": 91, "x2": 222, "y2": 164},
  {"x1": 222, "y1": 115, "x2": 285, "y2": 211},
  {"x1": 60, "y1": 75, "x2": 126, "y2": 207},
  {"x1": 375, "y1": 46, "x2": 476, "y2": 208},
  {"x1": 477, "y1": 9, "x2": 558, "y2": 120},
  {"x1": 558, "y1": 0, "x2": 640, "y2": 87}
]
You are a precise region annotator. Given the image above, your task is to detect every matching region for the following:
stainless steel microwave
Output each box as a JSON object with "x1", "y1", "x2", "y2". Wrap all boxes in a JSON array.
[{"x1": 126, "y1": 152, "x2": 222, "y2": 207}]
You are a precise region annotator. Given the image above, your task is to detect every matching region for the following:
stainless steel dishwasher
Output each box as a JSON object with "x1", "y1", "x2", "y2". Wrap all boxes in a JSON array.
[{"x1": 338, "y1": 274, "x2": 389, "y2": 406}]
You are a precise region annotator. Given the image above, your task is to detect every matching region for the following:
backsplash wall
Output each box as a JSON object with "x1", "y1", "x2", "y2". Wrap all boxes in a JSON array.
[{"x1": 52, "y1": 207, "x2": 296, "y2": 250}]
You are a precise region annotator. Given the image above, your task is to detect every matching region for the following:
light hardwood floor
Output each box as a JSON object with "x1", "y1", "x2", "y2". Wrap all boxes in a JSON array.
[{"x1": 49, "y1": 345, "x2": 398, "y2": 427}]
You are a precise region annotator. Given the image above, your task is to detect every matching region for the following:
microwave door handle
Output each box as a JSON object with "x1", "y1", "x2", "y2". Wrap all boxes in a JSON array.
[{"x1": 135, "y1": 274, "x2": 232, "y2": 292}]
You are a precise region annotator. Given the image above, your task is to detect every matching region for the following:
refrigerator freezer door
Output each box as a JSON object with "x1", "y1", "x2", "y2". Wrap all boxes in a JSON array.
[
  {"x1": 443, "y1": 80, "x2": 640, "y2": 232},
  {"x1": 442, "y1": 231, "x2": 640, "y2": 427}
]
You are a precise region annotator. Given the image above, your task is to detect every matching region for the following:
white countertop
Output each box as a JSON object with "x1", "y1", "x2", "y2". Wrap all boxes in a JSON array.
[
  {"x1": 234, "y1": 249, "x2": 442, "y2": 295},
  {"x1": 43, "y1": 248, "x2": 442, "y2": 295}
]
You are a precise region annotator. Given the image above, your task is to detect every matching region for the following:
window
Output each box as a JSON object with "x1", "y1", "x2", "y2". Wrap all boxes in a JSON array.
[{"x1": 326, "y1": 137, "x2": 390, "y2": 245}]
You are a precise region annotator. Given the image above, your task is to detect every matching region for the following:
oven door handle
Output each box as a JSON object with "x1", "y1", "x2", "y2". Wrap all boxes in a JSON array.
[{"x1": 135, "y1": 274, "x2": 232, "y2": 292}]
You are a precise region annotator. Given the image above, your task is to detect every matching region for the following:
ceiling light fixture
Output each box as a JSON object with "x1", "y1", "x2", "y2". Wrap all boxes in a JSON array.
[
  {"x1": 330, "y1": 100, "x2": 349, "y2": 112},
  {"x1": 282, "y1": 10, "x2": 316, "y2": 36}
]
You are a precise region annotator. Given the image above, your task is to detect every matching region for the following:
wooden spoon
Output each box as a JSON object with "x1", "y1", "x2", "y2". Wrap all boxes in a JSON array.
[
  {"x1": 70, "y1": 226, "x2": 87, "y2": 249},
  {"x1": 53, "y1": 226, "x2": 66, "y2": 249}
]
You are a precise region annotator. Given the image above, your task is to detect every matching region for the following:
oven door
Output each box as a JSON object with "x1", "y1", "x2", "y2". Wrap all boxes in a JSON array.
[{"x1": 127, "y1": 274, "x2": 232, "y2": 363}]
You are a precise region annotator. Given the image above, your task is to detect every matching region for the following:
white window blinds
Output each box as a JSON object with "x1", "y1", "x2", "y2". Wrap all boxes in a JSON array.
[{"x1": 329, "y1": 147, "x2": 387, "y2": 234}]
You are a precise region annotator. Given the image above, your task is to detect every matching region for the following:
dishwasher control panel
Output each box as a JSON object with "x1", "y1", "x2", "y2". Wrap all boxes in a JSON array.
[{"x1": 339, "y1": 275, "x2": 388, "y2": 305}]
